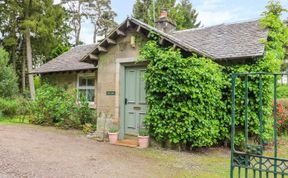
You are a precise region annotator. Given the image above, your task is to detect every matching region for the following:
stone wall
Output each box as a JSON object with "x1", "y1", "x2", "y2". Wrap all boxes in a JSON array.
[{"x1": 95, "y1": 29, "x2": 147, "y2": 137}]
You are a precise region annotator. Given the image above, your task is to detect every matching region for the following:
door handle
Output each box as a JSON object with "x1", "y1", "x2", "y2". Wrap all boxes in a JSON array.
[{"x1": 125, "y1": 98, "x2": 128, "y2": 105}]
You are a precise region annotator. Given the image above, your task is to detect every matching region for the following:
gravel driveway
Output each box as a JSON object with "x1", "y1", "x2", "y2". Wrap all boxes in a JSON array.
[{"x1": 0, "y1": 125, "x2": 176, "y2": 178}]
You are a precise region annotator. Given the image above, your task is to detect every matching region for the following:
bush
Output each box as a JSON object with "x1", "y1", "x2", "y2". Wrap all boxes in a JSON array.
[
  {"x1": 76, "y1": 96, "x2": 96, "y2": 125},
  {"x1": 139, "y1": 41, "x2": 225, "y2": 147},
  {"x1": 277, "y1": 85, "x2": 288, "y2": 99},
  {"x1": 30, "y1": 84, "x2": 81, "y2": 129},
  {"x1": 0, "y1": 98, "x2": 18, "y2": 117},
  {"x1": 30, "y1": 84, "x2": 97, "y2": 129},
  {"x1": 273, "y1": 99, "x2": 288, "y2": 135},
  {"x1": 0, "y1": 97, "x2": 30, "y2": 118},
  {"x1": 0, "y1": 48, "x2": 18, "y2": 98}
]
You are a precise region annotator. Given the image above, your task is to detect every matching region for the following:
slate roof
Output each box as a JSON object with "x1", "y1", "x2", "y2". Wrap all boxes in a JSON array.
[
  {"x1": 32, "y1": 44, "x2": 97, "y2": 74},
  {"x1": 170, "y1": 20, "x2": 267, "y2": 60},
  {"x1": 33, "y1": 17, "x2": 268, "y2": 74}
]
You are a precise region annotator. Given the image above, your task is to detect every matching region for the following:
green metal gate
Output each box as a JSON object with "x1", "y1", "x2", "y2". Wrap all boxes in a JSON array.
[{"x1": 230, "y1": 73, "x2": 288, "y2": 178}]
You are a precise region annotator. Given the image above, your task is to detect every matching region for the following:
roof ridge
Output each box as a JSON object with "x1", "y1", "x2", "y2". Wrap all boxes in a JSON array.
[{"x1": 174, "y1": 18, "x2": 261, "y2": 34}]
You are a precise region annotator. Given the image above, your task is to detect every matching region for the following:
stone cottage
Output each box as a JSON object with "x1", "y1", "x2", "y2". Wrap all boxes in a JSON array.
[{"x1": 32, "y1": 12, "x2": 268, "y2": 140}]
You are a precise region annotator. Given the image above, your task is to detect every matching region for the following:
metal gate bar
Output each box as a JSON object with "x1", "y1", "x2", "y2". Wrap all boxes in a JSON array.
[{"x1": 230, "y1": 72, "x2": 288, "y2": 178}]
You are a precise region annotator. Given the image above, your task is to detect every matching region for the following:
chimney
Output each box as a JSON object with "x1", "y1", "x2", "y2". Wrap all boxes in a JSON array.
[{"x1": 155, "y1": 9, "x2": 176, "y2": 33}]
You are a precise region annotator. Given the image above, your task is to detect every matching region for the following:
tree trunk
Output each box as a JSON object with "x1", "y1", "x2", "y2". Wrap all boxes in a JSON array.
[
  {"x1": 25, "y1": 28, "x2": 35, "y2": 100},
  {"x1": 93, "y1": 24, "x2": 97, "y2": 43},
  {"x1": 11, "y1": 44, "x2": 17, "y2": 70},
  {"x1": 22, "y1": 41, "x2": 26, "y2": 93},
  {"x1": 24, "y1": 0, "x2": 35, "y2": 100},
  {"x1": 75, "y1": 1, "x2": 81, "y2": 45}
]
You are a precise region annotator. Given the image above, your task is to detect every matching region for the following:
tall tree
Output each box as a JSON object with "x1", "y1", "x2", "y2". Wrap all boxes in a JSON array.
[
  {"x1": 132, "y1": 0, "x2": 200, "y2": 30},
  {"x1": 173, "y1": 0, "x2": 201, "y2": 29},
  {"x1": 61, "y1": 0, "x2": 89, "y2": 45},
  {"x1": 0, "y1": 0, "x2": 71, "y2": 97},
  {"x1": 86, "y1": 0, "x2": 117, "y2": 43}
]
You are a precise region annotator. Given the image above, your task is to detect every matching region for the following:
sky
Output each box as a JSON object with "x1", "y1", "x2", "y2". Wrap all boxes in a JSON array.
[{"x1": 61, "y1": 0, "x2": 288, "y2": 44}]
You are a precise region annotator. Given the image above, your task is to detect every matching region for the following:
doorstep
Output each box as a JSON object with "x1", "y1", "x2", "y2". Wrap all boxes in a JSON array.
[{"x1": 114, "y1": 139, "x2": 138, "y2": 148}]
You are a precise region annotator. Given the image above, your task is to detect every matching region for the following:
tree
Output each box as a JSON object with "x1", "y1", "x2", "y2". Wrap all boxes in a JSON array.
[
  {"x1": 173, "y1": 0, "x2": 201, "y2": 29},
  {"x1": 132, "y1": 0, "x2": 200, "y2": 30},
  {"x1": 86, "y1": 0, "x2": 117, "y2": 43},
  {"x1": 61, "y1": 0, "x2": 89, "y2": 45},
  {"x1": 0, "y1": 0, "x2": 71, "y2": 97},
  {"x1": 0, "y1": 48, "x2": 18, "y2": 98}
]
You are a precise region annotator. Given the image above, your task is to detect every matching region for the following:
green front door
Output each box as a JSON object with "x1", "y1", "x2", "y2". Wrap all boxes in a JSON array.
[{"x1": 124, "y1": 67, "x2": 147, "y2": 135}]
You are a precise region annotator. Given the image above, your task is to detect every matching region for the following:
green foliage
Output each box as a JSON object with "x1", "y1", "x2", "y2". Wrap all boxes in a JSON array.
[
  {"x1": 0, "y1": 48, "x2": 18, "y2": 98},
  {"x1": 34, "y1": 76, "x2": 42, "y2": 90},
  {"x1": 30, "y1": 85, "x2": 80, "y2": 129},
  {"x1": 139, "y1": 128, "x2": 149, "y2": 136},
  {"x1": 108, "y1": 126, "x2": 119, "y2": 133},
  {"x1": 132, "y1": 0, "x2": 200, "y2": 30},
  {"x1": 82, "y1": 123, "x2": 96, "y2": 134},
  {"x1": 76, "y1": 96, "x2": 96, "y2": 125},
  {"x1": 139, "y1": 0, "x2": 287, "y2": 148},
  {"x1": 0, "y1": 98, "x2": 18, "y2": 117},
  {"x1": 49, "y1": 44, "x2": 70, "y2": 60},
  {"x1": 30, "y1": 84, "x2": 97, "y2": 129},
  {"x1": 224, "y1": 0, "x2": 288, "y2": 146},
  {"x1": 0, "y1": 97, "x2": 30, "y2": 118},
  {"x1": 139, "y1": 41, "x2": 225, "y2": 147},
  {"x1": 277, "y1": 85, "x2": 288, "y2": 98}
]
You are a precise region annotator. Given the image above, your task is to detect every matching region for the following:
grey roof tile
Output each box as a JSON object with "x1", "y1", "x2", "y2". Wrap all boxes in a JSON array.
[
  {"x1": 171, "y1": 20, "x2": 268, "y2": 59},
  {"x1": 32, "y1": 44, "x2": 97, "y2": 74},
  {"x1": 33, "y1": 18, "x2": 268, "y2": 74}
]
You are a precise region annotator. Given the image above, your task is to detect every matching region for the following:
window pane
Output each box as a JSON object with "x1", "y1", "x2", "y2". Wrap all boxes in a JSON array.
[
  {"x1": 79, "y1": 78, "x2": 86, "y2": 87},
  {"x1": 87, "y1": 79, "x2": 95, "y2": 86},
  {"x1": 87, "y1": 89, "x2": 95, "y2": 102}
]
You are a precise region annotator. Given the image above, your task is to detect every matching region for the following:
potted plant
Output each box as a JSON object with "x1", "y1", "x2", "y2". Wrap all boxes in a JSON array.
[
  {"x1": 138, "y1": 128, "x2": 149, "y2": 148},
  {"x1": 108, "y1": 127, "x2": 119, "y2": 144}
]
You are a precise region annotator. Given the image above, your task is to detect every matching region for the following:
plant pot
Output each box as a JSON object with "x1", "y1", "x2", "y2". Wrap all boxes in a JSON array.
[
  {"x1": 138, "y1": 136, "x2": 149, "y2": 148},
  {"x1": 108, "y1": 132, "x2": 118, "y2": 144}
]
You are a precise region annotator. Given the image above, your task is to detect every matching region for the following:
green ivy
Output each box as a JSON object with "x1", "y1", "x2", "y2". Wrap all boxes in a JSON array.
[
  {"x1": 223, "y1": 0, "x2": 288, "y2": 146},
  {"x1": 139, "y1": 0, "x2": 287, "y2": 148},
  {"x1": 139, "y1": 41, "x2": 225, "y2": 147}
]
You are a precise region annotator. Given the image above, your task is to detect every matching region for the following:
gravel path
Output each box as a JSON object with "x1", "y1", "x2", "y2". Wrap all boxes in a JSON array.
[{"x1": 0, "y1": 125, "x2": 173, "y2": 178}]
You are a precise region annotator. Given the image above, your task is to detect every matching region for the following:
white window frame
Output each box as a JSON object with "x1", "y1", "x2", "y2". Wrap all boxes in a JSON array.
[{"x1": 77, "y1": 73, "x2": 96, "y2": 106}]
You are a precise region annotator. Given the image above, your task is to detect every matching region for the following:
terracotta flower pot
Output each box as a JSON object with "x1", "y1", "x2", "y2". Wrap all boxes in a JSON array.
[
  {"x1": 138, "y1": 136, "x2": 149, "y2": 148},
  {"x1": 108, "y1": 132, "x2": 118, "y2": 144}
]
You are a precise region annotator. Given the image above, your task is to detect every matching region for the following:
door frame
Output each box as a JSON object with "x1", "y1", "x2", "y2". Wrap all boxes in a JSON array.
[{"x1": 118, "y1": 60, "x2": 147, "y2": 139}]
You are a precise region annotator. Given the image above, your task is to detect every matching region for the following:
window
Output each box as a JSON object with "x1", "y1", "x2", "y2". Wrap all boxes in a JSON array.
[{"x1": 77, "y1": 74, "x2": 95, "y2": 104}]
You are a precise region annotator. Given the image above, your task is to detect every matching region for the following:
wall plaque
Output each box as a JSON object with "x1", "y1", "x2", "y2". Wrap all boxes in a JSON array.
[{"x1": 106, "y1": 91, "x2": 116, "y2": 96}]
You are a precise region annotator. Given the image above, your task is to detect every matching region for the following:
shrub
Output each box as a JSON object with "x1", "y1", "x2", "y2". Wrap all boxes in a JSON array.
[
  {"x1": 30, "y1": 84, "x2": 97, "y2": 129},
  {"x1": 0, "y1": 48, "x2": 18, "y2": 98},
  {"x1": 0, "y1": 98, "x2": 18, "y2": 117},
  {"x1": 277, "y1": 85, "x2": 288, "y2": 99},
  {"x1": 273, "y1": 99, "x2": 288, "y2": 135},
  {"x1": 0, "y1": 97, "x2": 30, "y2": 119},
  {"x1": 30, "y1": 84, "x2": 81, "y2": 129},
  {"x1": 139, "y1": 41, "x2": 225, "y2": 147},
  {"x1": 76, "y1": 96, "x2": 96, "y2": 125}
]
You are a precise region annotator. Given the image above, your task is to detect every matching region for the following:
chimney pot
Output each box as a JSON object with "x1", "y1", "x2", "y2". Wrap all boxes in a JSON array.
[
  {"x1": 155, "y1": 9, "x2": 176, "y2": 33},
  {"x1": 160, "y1": 10, "x2": 168, "y2": 18}
]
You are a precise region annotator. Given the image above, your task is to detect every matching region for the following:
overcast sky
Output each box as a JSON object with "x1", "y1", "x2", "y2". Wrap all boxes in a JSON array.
[{"x1": 56, "y1": 0, "x2": 288, "y2": 44}]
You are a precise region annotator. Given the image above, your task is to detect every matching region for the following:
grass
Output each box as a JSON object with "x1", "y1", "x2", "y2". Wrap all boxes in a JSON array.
[
  {"x1": 0, "y1": 116, "x2": 29, "y2": 125},
  {"x1": 131, "y1": 137, "x2": 288, "y2": 178}
]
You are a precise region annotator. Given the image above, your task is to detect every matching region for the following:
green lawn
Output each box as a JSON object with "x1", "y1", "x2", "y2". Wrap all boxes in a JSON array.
[{"x1": 0, "y1": 116, "x2": 29, "y2": 125}]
